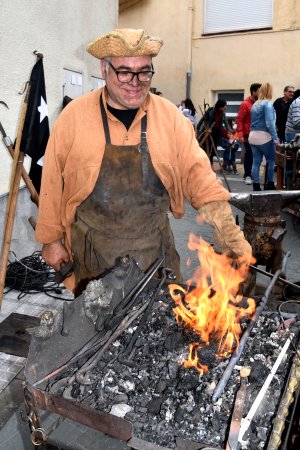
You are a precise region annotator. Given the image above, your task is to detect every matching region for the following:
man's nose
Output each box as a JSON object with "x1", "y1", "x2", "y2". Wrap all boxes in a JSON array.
[{"x1": 129, "y1": 74, "x2": 139, "y2": 86}]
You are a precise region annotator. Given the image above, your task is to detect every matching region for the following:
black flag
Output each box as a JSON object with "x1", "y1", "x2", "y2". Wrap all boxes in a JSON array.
[{"x1": 21, "y1": 55, "x2": 50, "y2": 194}]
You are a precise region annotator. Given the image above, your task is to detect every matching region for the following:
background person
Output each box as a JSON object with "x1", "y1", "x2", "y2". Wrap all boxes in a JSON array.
[
  {"x1": 273, "y1": 85, "x2": 295, "y2": 143},
  {"x1": 249, "y1": 83, "x2": 279, "y2": 191},
  {"x1": 179, "y1": 98, "x2": 197, "y2": 126},
  {"x1": 236, "y1": 83, "x2": 261, "y2": 185},
  {"x1": 196, "y1": 99, "x2": 232, "y2": 164},
  {"x1": 36, "y1": 28, "x2": 252, "y2": 295},
  {"x1": 285, "y1": 89, "x2": 300, "y2": 142}
]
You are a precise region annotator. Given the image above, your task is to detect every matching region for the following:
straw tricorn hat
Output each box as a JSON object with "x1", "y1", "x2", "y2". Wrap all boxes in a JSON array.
[{"x1": 86, "y1": 28, "x2": 163, "y2": 59}]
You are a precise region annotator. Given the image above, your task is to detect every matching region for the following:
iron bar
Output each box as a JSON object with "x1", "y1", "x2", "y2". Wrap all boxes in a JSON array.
[
  {"x1": 249, "y1": 266, "x2": 299, "y2": 291},
  {"x1": 73, "y1": 302, "x2": 149, "y2": 385},
  {"x1": 212, "y1": 252, "x2": 290, "y2": 403},
  {"x1": 118, "y1": 268, "x2": 173, "y2": 367}
]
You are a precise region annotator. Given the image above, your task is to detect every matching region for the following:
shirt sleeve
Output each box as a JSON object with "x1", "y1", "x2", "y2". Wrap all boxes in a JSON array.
[
  {"x1": 236, "y1": 103, "x2": 247, "y2": 137},
  {"x1": 264, "y1": 101, "x2": 279, "y2": 143},
  {"x1": 290, "y1": 101, "x2": 300, "y2": 129},
  {"x1": 35, "y1": 117, "x2": 70, "y2": 244}
]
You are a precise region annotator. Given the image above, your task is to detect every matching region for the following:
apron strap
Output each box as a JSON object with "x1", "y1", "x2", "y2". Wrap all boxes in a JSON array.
[
  {"x1": 140, "y1": 115, "x2": 148, "y2": 190},
  {"x1": 100, "y1": 93, "x2": 111, "y2": 144},
  {"x1": 100, "y1": 93, "x2": 149, "y2": 190}
]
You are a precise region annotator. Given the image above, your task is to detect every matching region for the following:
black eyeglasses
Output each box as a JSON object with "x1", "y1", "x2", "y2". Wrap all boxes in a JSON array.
[{"x1": 108, "y1": 61, "x2": 155, "y2": 83}]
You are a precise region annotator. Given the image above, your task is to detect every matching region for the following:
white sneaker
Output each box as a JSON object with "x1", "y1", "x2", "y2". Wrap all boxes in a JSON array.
[{"x1": 245, "y1": 176, "x2": 252, "y2": 185}]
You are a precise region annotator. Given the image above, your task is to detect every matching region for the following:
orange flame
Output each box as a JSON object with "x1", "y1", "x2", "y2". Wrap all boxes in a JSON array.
[{"x1": 169, "y1": 236, "x2": 256, "y2": 374}]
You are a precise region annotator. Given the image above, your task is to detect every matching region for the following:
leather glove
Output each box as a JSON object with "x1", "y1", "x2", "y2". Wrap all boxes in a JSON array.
[{"x1": 198, "y1": 200, "x2": 253, "y2": 267}]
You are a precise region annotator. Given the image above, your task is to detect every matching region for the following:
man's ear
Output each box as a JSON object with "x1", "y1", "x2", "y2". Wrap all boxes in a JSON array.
[{"x1": 100, "y1": 60, "x2": 106, "y2": 80}]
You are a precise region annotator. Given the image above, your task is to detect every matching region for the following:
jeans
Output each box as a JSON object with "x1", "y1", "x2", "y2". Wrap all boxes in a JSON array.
[
  {"x1": 219, "y1": 138, "x2": 238, "y2": 164},
  {"x1": 250, "y1": 140, "x2": 276, "y2": 184},
  {"x1": 243, "y1": 141, "x2": 253, "y2": 178},
  {"x1": 285, "y1": 132, "x2": 295, "y2": 142}
]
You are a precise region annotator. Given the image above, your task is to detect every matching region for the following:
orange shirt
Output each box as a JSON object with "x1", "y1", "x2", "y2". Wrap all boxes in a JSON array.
[{"x1": 36, "y1": 88, "x2": 230, "y2": 255}]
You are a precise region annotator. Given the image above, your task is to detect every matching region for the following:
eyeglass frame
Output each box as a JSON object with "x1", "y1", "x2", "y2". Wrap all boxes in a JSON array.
[{"x1": 107, "y1": 61, "x2": 155, "y2": 83}]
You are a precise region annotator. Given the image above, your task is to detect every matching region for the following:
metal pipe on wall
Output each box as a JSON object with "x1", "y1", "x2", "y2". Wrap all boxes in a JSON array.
[{"x1": 186, "y1": 0, "x2": 194, "y2": 99}]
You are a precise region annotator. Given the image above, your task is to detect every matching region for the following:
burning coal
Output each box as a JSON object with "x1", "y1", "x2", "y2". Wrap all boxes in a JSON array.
[{"x1": 169, "y1": 236, "x2": 256, "y2": 373}]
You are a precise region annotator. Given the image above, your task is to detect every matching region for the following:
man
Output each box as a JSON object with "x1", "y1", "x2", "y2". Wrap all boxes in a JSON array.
[
  {"x1": 36, "y1": 28, "x2": 251, "y2": 295},
  {"x1": 273, "y1": 85, "x2": 295, "y2": 143},
  {"x1": 285, "y1": 89, "x2": 300, "y2": 141},
  {"x1": 236, "y1": 83, "x2": 261, "y2": 185}
]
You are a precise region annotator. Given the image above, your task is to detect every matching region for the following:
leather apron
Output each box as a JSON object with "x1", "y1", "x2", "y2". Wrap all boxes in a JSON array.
[{"x1": 71, "y1": 95, "x2": 181, "y2": 294}]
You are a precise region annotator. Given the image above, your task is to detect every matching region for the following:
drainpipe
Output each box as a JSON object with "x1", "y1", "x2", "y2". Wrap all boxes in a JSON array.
[{"x1": 186, "y1": 0, "x2": 194, "y2": 98}]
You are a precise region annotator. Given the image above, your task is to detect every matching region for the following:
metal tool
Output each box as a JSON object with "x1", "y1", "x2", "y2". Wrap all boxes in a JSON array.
[
  {"x1": 238, "y1": 337, "x2": 292, "y2": 444},
  {"x1": 104, "y1": 256, "x2": 165, "y2": 330},
  {"x1": 54, "y1": 261, "x2": 74, "y2": 283},
  {"x1": 212, "y1": 252, "x2": 290, "y2": 403},
  {"x1": 249, "y1": 264, "x2": 300, "y2": 291},
  {"x1": 118, "y1": 267, "x2": 174, "y2": 367},
  {"x1": 226, "y1": 368, "x2": 250, "y2": 450}
]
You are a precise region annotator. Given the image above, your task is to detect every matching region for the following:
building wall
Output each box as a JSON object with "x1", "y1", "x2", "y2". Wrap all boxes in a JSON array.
[
  {"x1": 0, "y1": 0, "x2": 118, "y2": 195},
  {"x1": 119, "y1": 0, "x2": 300, "y2": 112},
  {"x1": 119, "y1": 0, "x2": 191, "y2": 104}
]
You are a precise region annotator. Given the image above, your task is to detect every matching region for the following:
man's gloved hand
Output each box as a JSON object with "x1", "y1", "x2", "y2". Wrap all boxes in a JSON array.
[{"x1": 198, "y1": 200, "x2": 253, "y2": 268}]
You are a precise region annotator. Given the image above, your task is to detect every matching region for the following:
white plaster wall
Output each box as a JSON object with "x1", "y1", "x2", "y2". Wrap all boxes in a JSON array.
[{"x1": 0, "y1": 0, "x2": 118, "y2": 195}]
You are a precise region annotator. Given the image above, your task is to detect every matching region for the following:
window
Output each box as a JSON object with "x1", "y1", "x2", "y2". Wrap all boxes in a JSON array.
[
  {"x1": 204, "y1": 0, "x2": 273, "y2": 34},
  {"x1": 90, "y1": 76, "x2": 105, "y2": 91},
  {"x1": 63, "y1": 69, "x2": 83, "y2": 99},
  {"x1": 215, "y1": 91, "x2": 244, "y2": 120}
]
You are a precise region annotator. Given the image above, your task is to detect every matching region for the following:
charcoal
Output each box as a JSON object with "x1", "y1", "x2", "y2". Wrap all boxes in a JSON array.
[
  {"x1": 139, "y1": 376, "x2": 150, "y2": 389},
  {"x1": 168, "y1": 361, "x2": 180, "y2": 379},
  {"x1": 248, "y1": 360, "x2": 269, "y2": 384},
  {"x1": 211, "y1": 418, "x2": 222, "y2": 432},
  {"x1": 141, "y1": 344, "x2": 150, "y2": 356},
  {"x1": 174, "y1": 406, "x2": 184, "y2": 423},
  {"x1": 164, "y1": 332, "x2": 185, "y2": 351},
  {"x1": 147, "y1": 396, "x2": 166, "y2": 414},
  {"x1": 71, "y1": 383, "x2": 81, "y2": 399},
  {"x1": 113, "y1": 393, "x2": 128, "y2": 403},
  {"x1": 54, "y1": 293, "x2": 298, "y2": 449},
  {"x1": 155, "y1": 379, "x2": 168, "y2": 393}
]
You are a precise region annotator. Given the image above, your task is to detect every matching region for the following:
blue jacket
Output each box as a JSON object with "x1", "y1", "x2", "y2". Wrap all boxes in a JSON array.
[{"x1": 250, "y1": 100, "x2": 278, "y2": 143}]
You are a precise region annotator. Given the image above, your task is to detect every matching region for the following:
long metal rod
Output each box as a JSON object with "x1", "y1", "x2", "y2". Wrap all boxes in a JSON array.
[
  {"x1": 238, "y1": 337, "x2": 292, "y2": 443},
  {"x1": 74, "y1": 302, "x2": 149, "y2": 385},
  {"x1": 212, "y1": 253, "x2": 290, "y2": 403},
  {"x1": 250, "y1": 264, "x2": 300, "y2": 291}
]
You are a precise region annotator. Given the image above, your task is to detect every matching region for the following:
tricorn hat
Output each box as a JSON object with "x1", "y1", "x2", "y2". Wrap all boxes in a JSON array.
[{"x1": 86, "y1": 28, "x2": 163, "y2": 59}]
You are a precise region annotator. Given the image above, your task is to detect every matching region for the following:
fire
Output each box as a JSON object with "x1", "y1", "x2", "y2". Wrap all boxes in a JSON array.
[{"x1": 169, "y1": 236, "x2": 256, "y2": 374}]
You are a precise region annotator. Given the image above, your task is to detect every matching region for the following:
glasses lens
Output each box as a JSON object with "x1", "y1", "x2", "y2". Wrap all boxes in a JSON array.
[
  {"x1": 116, "y1": 70, "x2": 154, "y2": 82},
  {"x1": 138, "y1": 72, "x2": 153, "y2": 82},
  {"x1": 117, "y1": 72, "x2": 132, "y2": 82}
]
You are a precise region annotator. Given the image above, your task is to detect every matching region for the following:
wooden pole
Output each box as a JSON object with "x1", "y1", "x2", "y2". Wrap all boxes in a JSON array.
[
  {"x1": 0, "y1": 83, "x2": 31, "y2": 308},
  {"x1": 6, "y1": 143, "x2": 39, "y2": 206},
  {"x1": 198, "y1": 129, "x2": 231, "y2": 192}
]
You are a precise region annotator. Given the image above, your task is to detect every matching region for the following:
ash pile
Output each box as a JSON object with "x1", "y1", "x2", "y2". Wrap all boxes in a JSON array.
[{"x1": 50, "y1": 289, "x2": 299, "y2": 450}]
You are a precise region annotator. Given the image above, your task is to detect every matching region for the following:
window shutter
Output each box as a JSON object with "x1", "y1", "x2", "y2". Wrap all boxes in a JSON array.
[{"x1": 204, "y1": 0, "x2": 273, "y2": 34}]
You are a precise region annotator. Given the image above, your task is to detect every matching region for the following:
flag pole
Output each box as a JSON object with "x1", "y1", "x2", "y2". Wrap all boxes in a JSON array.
[{"x1": 0, "y1": 82, "x2": 31, "y2": 308}]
